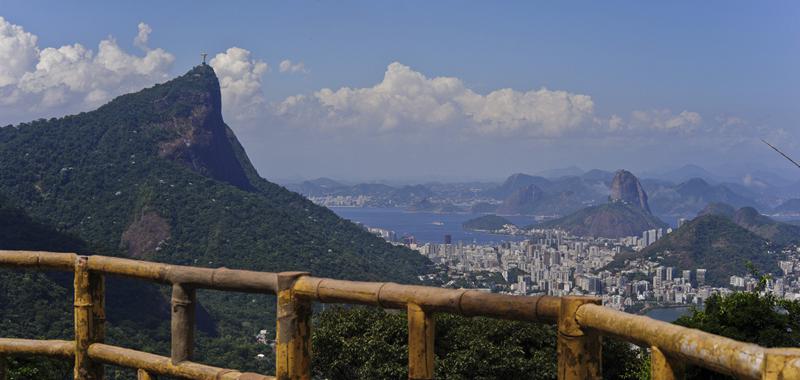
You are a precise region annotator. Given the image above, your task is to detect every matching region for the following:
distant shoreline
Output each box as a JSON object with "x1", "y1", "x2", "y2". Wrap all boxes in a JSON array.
[{"x1": 638, "y1": 303, "x2": 694, "y2": 316}]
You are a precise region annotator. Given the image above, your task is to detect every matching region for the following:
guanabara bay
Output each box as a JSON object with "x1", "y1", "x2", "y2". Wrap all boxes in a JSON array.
[{"x1": 0, "y1": 65, "x2": 430, "y2": 377}]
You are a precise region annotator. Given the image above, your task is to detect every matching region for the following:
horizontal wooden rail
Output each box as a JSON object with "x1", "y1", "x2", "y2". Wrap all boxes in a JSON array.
[
  {"x1": 87, "y1": 256, "x2": 279, "y2": 293},
  {"x1": 1, "y1": 250, "x2": 800, "y2": 380},
  {"x1": 0, "y1": 339, "x2": 74, "y2": 358},
  {"x1": 575, "y1": 303, "x2": 788, "y2": 379},
  {"x1": 293, "y1": 276, "x2": 561, "y2": 322},
  {"x1": 0, "y1": 251, "x2": 77, "y2": 270},
  {"x1": 88, "y1": 343, "x2": 274, "y2": 380},
  {"x1": 0, "y1": 250, "x2": 278, "y2": 293}
]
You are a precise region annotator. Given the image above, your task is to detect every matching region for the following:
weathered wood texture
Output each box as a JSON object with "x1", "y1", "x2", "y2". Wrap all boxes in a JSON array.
[
  {"x1": 275, "y1": 272, "x2": 312, "y2": 380},
  {"x1": 89, "y1": 343, "x2": 275, "y2": 380},
  {"x1": 74, "y1": 256, "x2": 104, "y2": 380},
  {"x1": 292, "y1": 276, "x2": 561, "y2": 322},
  {"x1": 1, "y1": 250, "x2": 799, "y2": 380},
  {"x1": 576, "y1": 303, "x2": 768, "y2": 379},
  {"x1": 557, "y1": 296, "x2": 602, "y2": 380},
  {"x1": 171, "y1": 284, "x2": 196, "y2": 364},
  {"x1": 407, "y1": 303, "x2": 435, "y2": 380},
  {"x1": 650, "y1": 346, "x2": 684, "y2": 380},
  {"x1": 136, "y1": 369, "x2": 154, "y2": 380},
  {"x1": 0, "y1": 338, "x2": 74, "y2": 357}
]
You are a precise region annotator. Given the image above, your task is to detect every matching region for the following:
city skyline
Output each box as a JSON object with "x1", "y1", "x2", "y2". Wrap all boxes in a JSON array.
[{"x1": 1, "y1": 1, "x2": 798, "y2": 181}]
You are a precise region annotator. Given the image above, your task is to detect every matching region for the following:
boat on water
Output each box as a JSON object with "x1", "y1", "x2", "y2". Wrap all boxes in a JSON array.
[{"x1": 431, "y1": 221, "x2": 444, "y2": 226}]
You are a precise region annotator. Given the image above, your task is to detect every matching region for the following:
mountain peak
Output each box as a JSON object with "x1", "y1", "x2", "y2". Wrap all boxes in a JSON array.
[
  {"x1": 108, "y1": 65, "x2": 255, "y2": 191},
  {"x1": 496, "y1": 184, "x2": 544, "y2": 215},
  {"x1": 609, "y1": 170, "x2": 650, "y2": 213},
  {"x1": 697, "y1": 202, "x2": 736, "y2": 218}
]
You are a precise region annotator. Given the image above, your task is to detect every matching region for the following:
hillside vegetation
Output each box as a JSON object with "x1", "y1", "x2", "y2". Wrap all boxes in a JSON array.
[
  {"x1": 640, "y1": 215, "x2": 779, "y2": 286},
  {"x1": 0, "y1": 65, "x2": 430, "y2": 377},
  {"x1": 462, "y1": 215, "x2": 515, "y2": 231}
]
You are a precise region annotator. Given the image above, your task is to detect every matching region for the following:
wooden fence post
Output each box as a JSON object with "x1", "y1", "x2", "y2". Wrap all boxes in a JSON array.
[
  {"x1": 651, "y1": 346, "x2": 684, "y2": 380},
  {"x1": 275, "y1": 272, "x2": 312, "y2": 380},
  {"x1": 407, "y1": 303, "x2": 435, "y2": 380},
  {"x1": 557, "y1": 296, "x2": 602, "y2": 380},
  {"x1": 136, "y1": 369, "x2": 154, "y2": 380},
  {"x1": 74, "y1": 255, "x2": 105, "y2": 380},
  {"x1": 0, "y1": 355, "x2": 7, "y2": 380},
  {"x1": 763, "y1": 348, "x2": 800, "y2": 380},
  {"x1": 171, "y1": 284, "x2": 196, "y2": 364}
]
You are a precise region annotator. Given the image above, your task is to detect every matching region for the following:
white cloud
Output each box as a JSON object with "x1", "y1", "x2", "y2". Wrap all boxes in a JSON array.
[
  {"x1": 611, "y1": 109, "x2": 703, "y2": 132},
  {"x1": 0, "y1": 18, "x2": 174, "y2": 121},
  {"x1": 133, "y1": 22, "x2": 152, "y2": 51},
  {"x1": 279, "y1": 59, "x2": 307, "y2": 74},
  {"x1": 608, "y1": 114, "x2": 624, "y2": 131},
  {"x1": 458, "y1": 87, "x2": 594, "y2": 136},
  {"x1": 209, "y1": 47, "x2": 269, "y2": 121},
  {"x1": 0, "y1": 17, "x2": 39, "y2": 87},
  {"x1": 276, "y1": 62, "x2": 594, "y2": 136}
]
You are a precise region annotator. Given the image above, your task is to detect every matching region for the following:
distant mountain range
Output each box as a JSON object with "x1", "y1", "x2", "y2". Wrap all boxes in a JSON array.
[
  {"x1": 773, "y1": 199, "x2": 800, "y2": 215},
  {"x1": 286, "y1": 164, "x2": 800, "y2": 224},
  {"x1": 645, "y1": 177, "x2": 763, "y2": 217},
  {"x1": 536, "y1": 170, "x2": 667, "y2": 238}
]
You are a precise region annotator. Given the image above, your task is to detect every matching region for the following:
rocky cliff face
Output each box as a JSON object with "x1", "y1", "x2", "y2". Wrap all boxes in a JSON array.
[
  {"x1": 609, "y1": 170, "x2": 651, "y2": 213},
  {"x1": 496, "y1": 184, "x2": 544, "y2": 215},
  {"x1": 147, "y1": 65, "x2": 254, "y2": 191},
  {"x1": 0, "y1": 64, "x2": 429, "y2": 282}
]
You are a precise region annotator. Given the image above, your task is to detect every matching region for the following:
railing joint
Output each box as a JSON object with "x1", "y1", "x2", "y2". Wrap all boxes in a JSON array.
[
  {"x1": 276, "y1": 271, "x2": 312, "y2": 380},
  {"x1": 557, "y1": 296, "x2": 602, "y2": 380}
]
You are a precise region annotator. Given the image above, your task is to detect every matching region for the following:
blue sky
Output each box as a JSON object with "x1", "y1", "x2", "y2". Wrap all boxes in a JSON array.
[{"x1": 1, "y1": 1, "x2": 799, "y2": 182}]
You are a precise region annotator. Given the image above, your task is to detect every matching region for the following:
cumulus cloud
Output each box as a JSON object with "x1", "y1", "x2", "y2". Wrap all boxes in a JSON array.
[
  {"x1": 459, "y1": 87, "x2": 594, "y2": 136},
  {"x1": 0, "y1": 17, "x2": 39, "y2": 87},
  {"x1": 276, "y1": 62, "x2": 594, "y2": 136},
  {"x1": 209, "y1": 47, "x2": 269, "y2": 121},
  {"x1": 133, "y1": 22, "x2": 152, "y2": 51},
  {"x1": 0, "y1": 18, "x2": 174, "y2": 122},
  {"x1": 606, "y1": 109, "x2": 703, "y2": 133},
  {"x1": 279, "y1": 59, "x2": 307, "y2": 74}
]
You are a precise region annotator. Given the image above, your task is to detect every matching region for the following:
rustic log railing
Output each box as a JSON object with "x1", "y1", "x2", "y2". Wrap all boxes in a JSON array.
[{"x1": 0, "y1": 250, "x2": 798, "y2": 380}]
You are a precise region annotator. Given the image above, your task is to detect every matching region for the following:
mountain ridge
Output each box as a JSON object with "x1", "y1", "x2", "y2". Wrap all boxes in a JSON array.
[
  {"x1": 0, "y1": 64, "x2": 433, "y2": 373},
  {"x1": 639, "y1": 214, "x2": 779, "y2": 286},
  {"x1": 537, "y1": 171, "x2": 665, "y2": 238}
]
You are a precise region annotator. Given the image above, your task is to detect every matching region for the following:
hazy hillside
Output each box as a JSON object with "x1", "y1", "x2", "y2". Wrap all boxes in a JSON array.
[
  {"x1": 538, "y1": 202, "x2": 666, "y2": 238},
  {"x1": 699, "y1": 203, "x2": 800, "y2": 245},
  {"x1": 647, "y1": 177, "x2": 762, "y2": 217},
  {"x1": 640, "y1": 214, "x2": 779, "y2": 286}
]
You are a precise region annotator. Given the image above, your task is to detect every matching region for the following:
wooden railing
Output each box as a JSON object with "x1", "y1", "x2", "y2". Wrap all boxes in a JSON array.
[{"x1": 0, "y1": 250, "x2": 798, "y2": 380}]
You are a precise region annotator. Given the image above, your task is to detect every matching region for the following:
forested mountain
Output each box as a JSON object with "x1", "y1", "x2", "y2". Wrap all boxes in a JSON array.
[
  {"x1": 537, "y1": 202, "x2": 666, "y2": 239},
  {"x1": 640, "y1": 214, "x2": 780, "y2": 286},
  {"x1": 0, "y1": 65, "x2": 430, "y2": 377},
  {"x1": 0, "y1": 64, "x2": 428, "y2": 280},
  {"x1": 699, "y1": 203, "x2": 800, "y2": 245}
]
